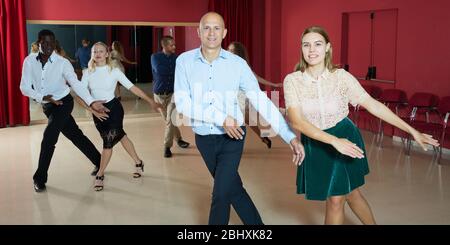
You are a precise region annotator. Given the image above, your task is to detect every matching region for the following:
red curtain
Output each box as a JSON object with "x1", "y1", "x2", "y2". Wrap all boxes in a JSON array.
[
  {"x1": 208, "y1": 0, "x2": 252, "y2": 52},
  {"x1": 0, "y1": 0, "x2": 29, "y2": 127}
]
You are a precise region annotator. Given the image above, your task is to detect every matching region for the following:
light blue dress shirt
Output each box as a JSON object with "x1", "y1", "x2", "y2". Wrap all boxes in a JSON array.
[{"x1": 174, "y1": 48, "x2": 296, "y2": 144}]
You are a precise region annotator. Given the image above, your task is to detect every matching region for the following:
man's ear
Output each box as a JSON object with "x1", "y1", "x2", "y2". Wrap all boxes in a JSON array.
[
  {"x1": 197, "y1": 28, "x2": 201, "y2": 38},
  {"x1": 222, "y1": 28, "x2": 228, "y2": 39}
]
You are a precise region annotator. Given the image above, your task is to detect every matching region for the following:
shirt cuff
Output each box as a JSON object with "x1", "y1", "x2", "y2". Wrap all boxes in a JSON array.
[
  {"x1": 36, "y1": 95, "x2": 44, "y2": 104},
  {"x1": 280, "y1": 130, "x2": 296, "y2": 144},
  {"x1": 85, "y1": 98, "x2": 95, "y2": 107}
]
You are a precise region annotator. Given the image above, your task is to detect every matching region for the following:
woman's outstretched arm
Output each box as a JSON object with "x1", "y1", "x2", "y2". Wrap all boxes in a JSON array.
[{"x1": 359, "y1": 96, "x2": 439, "y2": 150}]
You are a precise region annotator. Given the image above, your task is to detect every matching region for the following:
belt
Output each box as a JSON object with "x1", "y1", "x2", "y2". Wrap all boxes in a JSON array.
[{"x1": 155, "y1": 92, "x2": 173, "y2": 96}]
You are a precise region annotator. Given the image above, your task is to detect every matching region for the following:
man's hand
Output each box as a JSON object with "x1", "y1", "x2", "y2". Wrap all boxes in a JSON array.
[
  {"x1": 90, "y1": 100, "x2": 110, "y2": 113},
  {"x1": 43, "y1": 95, "x2": 63, "y2": 106},
  {"x1": 91, "y1": 109, "x2": 109, "y2": 122},
  {"x1": 289, "y1": 138, "x2": 305, "y2": 166},
  {"x1": 223, "y1": 116, "x2": 244, "y2": 140}
]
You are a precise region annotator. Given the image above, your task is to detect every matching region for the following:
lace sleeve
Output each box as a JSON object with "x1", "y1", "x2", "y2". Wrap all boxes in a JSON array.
[
  {"x1": 283, "y1": 73, "x2": 301, "y2": 109},
  {"x1": 340, "y1": 69, "x2": 370, "y2": 106}
]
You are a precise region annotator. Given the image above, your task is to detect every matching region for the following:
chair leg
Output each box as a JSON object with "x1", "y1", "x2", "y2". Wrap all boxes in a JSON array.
[
  {"x1": 376, "y1": 120, "x2": 383, "y2": 147},
  {"x1": 437, "y1": 146, "x2": 443, "y2": 164},
  {"x1": 439, "y1": 129, "x2": 447, "y2": 164},
  {"x1": 406, "y1": 136, "x2": 412, "y2": 156}
]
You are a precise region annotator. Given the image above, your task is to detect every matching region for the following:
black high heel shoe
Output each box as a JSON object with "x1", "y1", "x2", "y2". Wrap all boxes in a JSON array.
[
  {"x1": 262, "y1": 137, "x2": 272, "y2": 149},
  {"x1": 94, "y1": 175, "x2": 104, "y2": 191},
  {"x1": 133, "y1": 161, "x2": 144, "y2": 178}
]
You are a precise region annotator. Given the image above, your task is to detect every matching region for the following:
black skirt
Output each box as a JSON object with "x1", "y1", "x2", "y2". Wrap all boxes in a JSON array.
[{"x1": 93, "y1": 98, "x2": 126, "y2": 149}]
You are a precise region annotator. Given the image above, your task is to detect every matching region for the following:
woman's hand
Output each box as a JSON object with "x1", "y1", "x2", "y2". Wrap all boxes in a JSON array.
[
  {"x1": 43, "y1": 95, "x2": 63, "y2": 106},
  {"x1": 410, "y1": 130, "x2": 439, "y2": 151},
  {"x1": 330, "y1": 138, "x2": 365, "y2": 159},
  {"x1": 149, "y1": 101, "x2": 163, "y2": 112}
]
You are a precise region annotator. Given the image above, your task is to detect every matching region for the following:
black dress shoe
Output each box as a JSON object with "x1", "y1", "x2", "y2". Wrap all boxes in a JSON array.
[
  {"x1": 262, "y1": 137, "x2": 272, "y2": 149},
  {"x1": 34, "y1": 182, "x2": 46, "y2": 192},
  {"x1": 91, "y1": 166, "x2": 99, "y2": 176},
  {"x1": 177, "y1": 139, "x2": 190, "y2": 148},
  {"x1": 164, "y1": 147, "x2": 173, "y2": 158}
]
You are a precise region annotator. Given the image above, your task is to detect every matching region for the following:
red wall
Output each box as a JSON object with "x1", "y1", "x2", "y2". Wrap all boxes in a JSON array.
[
  {"x1": 184, "y1": 27, "x2": 201, "y2": 51},
  {"x1": 249, "y1": 0, "x2": 265, "y2": 78},
  {"x1": 25, "y1": 0, "x2": 208, "y2": 22},
  {"x1": 280, "y1": 0, "x2": 450, "y2": 99},
  {"x1": 264, "y1": 0, "x2": 282, "y2": 85}
]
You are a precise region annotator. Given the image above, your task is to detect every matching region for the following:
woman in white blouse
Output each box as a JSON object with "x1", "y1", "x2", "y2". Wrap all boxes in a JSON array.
[
  {"x1": 111, "y1": 41, "x2": 137, "y2": 100},
  {"x1": 82, "y1": 42, "x2": 161, "y2": 191},
  {"x1": 227, "y1": 41, "x2": 283, "y2": 149},
  {"x1": 283, "y1": 26, "x2": 438, "y2": 224}
]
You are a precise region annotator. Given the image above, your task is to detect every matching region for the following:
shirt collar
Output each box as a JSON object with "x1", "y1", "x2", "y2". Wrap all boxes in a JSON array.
[
  {"x1": 36, "y1": 51, "x2": 58, "y2": 63},
  {"x1": 195, "y1": 47, "x2": 229, "y2": 62},
  {"x1": 302, "y1": 68, "x2": 331, "y2": 84},
  {"x1": 161, "y1": 51, "x2": 175, "y2": 57}
]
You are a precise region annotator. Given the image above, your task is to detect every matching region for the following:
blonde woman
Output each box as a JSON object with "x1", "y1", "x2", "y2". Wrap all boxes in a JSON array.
[
  {"x1": 227, "y1": 41, "x2": 282, "y2": 148},
  {"x1": 284, "y1": 26, "x2": 439, "y2": 224},
  {"x1": 81, "y1": 42, "x2": 161, "y2": 191},
  {"x1": 30, "y1": 41, "x2": 39, "y2": 53},
  {"x1": 110, "y1": 41, "x2": 137, "y2": 100},
  {"x1": 55, "y1": 40, "x2": 76, "y2": 63}
]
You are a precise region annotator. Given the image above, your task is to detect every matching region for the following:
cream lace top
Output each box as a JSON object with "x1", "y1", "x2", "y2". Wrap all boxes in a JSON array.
[{"x1": 283, "y1": 68, "x2": 369, "y2": 130}]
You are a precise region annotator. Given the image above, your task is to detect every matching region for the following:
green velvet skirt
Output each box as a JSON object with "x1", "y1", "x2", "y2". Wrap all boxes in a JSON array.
[{"x1": 297, "y1": 117, "x2": 369, "y2": 201}]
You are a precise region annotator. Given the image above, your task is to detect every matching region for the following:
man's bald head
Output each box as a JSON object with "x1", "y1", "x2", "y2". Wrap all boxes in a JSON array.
[
  {"x1": 197, "y1": 12, "x2": 228, "y2": 52},
  {"x1": 199, "y1": 12, "x2": 225, "y2": 29}
]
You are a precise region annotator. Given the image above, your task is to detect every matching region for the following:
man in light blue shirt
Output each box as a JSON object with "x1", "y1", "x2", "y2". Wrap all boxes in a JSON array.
[{"x1": 174, "y1": 12, "x2": 304, "y2": 225}]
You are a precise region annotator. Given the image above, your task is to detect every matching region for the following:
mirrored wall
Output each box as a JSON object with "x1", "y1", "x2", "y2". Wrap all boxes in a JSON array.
[{"x1": 26, "y1": 22, "x2": 199, "y2": 121}]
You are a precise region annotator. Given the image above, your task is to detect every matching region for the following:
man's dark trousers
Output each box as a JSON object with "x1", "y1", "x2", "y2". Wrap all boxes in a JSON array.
[
  {"x1": 33, "y1": 94, "x2": 101, "y2": 184},
  {"x1": 195, "y1": 127, "x2": 263, "y2": 225}
]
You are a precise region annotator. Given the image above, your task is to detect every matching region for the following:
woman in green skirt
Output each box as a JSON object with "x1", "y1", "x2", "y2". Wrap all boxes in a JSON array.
[{"x1": 283, "y1": 26, "x2": 439, "y2": 224}]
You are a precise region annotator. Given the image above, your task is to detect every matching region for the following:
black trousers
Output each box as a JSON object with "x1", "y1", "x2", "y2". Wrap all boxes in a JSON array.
[
  {"x1": 195, "y1": 128, "x2": 263, "y2": 225},
  {"x1": 33, "y1": 94, "x2": 101, "y2": 184}
]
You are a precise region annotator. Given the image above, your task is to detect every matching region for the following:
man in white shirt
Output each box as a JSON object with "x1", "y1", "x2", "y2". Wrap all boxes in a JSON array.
[{"x1": 20, "y1": 30, "x2": 108, "y2": 192}]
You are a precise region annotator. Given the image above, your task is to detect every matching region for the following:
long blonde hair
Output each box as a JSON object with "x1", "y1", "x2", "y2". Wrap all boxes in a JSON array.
[
  {"x1": 30, "y1": 42, "x2": 39, "y2": 53},
  {"x1": 88, "y1": 42, "x2": 113, "y2": 73},
  {"x1": 298, "y1": 26, "x2": 338, "y2": 72},
  {"x1": 111, "y1": 41, "x2": 124, "y2": 58}
]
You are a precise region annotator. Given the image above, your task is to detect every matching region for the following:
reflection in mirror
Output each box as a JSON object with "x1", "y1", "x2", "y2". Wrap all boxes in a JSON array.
[{"x1": 26, "y1": 23, "x2": 199, "y2": 122}]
